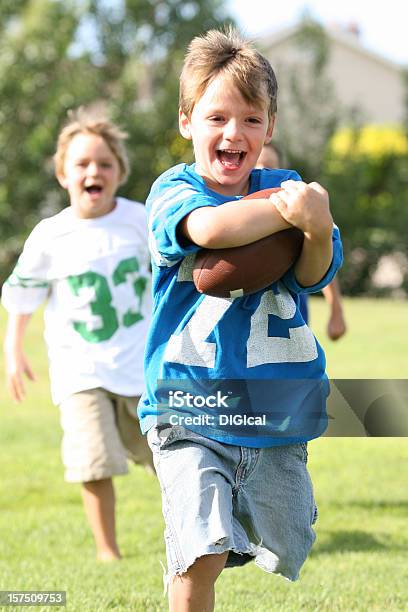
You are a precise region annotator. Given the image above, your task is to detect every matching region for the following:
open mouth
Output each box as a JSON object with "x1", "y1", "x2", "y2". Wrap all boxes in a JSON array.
[
  {"x1": 85, "y1": 185, "x2": 103, "y2": 195},
  {"x1": 216, "y1": 149, "x2": 246, "y2": 168}
]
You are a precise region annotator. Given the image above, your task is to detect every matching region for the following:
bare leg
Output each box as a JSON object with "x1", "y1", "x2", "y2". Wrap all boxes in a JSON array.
[
  {"x1": 81, "y1": 477, "x2": 121, "y2": 561},
  {"x1": 169, "y1": 552, "x2": 228, "y2": 612}
]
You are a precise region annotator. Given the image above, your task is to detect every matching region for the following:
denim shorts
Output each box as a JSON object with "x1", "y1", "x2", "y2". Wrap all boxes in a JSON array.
[{"x1": 147, "y1": 424, "x2": 317, "y2": 582}]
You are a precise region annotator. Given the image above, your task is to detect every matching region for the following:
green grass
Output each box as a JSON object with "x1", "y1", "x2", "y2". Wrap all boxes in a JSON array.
[
  {"x1": 310, "y1": 296, "x2": 408, "y2": 378},
  {"x1": 0, "y1": 300, "x2": 407, "y2": 611}
]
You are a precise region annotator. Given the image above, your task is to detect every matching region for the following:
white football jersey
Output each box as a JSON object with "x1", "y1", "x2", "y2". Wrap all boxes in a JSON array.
[{"x1": 2, "y1": 197, "x2": 152, "y2": 405}]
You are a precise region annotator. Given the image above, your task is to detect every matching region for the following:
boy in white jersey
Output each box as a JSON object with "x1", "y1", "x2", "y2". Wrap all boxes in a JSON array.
[
  {"x1": 141, "y1": 28, "x2": 342, "y2": 611},
  {"x1": 2, "y1": 109, "x2": 153, "y2": 561}
]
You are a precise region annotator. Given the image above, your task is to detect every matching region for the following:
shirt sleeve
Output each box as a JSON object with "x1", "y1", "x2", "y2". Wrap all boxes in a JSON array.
[
  {"x1": 257, "y1": 168, "x2": 302, "y2": 189},
  {"x1": 282, "y1": 225, "x2": 343, "y2": 294},
  {"x1": 1, "y1": 222, "x2": 51, "y2": 314},
  {"x1": 146, "y1": 167, "x2": 219, "y2": 267}
]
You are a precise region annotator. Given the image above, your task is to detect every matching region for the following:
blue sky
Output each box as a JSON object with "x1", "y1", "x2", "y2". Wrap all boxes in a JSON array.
[{"x1": 229, "y1": 0, "x2": 407, "y2": 66}]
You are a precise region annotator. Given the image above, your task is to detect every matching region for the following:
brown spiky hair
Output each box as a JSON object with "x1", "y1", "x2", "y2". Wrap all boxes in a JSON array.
[
  {"x1": 179, "y1": 27, "x2": 278, "y2": 119},
  {"x1": 54, "y1": 106, "x2": 130, "y2": 184}
]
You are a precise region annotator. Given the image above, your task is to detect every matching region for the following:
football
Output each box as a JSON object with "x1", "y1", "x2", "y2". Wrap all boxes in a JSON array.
[{"x1": 193, "y1": 188, "x2": 304, "y2": 298}]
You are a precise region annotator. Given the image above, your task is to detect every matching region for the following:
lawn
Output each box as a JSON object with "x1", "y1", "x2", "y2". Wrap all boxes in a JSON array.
[
  {"x1": 0, "y1": 298, "x2": 407, "y2": 611},
  {"x1": 310, "y1": 296, "x2": 408, "y2": 378}
]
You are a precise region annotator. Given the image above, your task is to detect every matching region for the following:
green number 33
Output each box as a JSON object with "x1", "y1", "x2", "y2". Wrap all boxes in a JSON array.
[{"x1": 68, "y1": 257, "x2": 147, "y2": 343}]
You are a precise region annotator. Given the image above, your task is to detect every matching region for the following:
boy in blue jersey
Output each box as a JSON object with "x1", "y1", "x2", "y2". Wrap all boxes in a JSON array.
[{"x1": 140, "y1": 27, "x2": 342, "y2": 611}]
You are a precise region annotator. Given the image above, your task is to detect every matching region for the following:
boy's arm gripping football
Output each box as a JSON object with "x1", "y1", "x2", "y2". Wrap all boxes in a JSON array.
[
  {"x1": 271, "y1": 180, "x2": 335, "y2": 287},
  {"x1": 180, "y1": 195, "x2": 292, "y2": 248}
]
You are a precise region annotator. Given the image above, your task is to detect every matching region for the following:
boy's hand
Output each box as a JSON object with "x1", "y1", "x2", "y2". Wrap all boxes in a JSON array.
[
  {"x1": 4, "y1": 350, "x2": 36, "y2": 403},
  {"x1": 270, "y1": 180, "x2": 333, "y2": 240},
  {"x1": 327, "y1": 309, "x2": 347, "y2": 341}
]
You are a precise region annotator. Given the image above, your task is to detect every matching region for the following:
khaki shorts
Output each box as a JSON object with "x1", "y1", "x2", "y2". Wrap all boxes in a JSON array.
[{"x1": 59, "y1": 388, "x2": 154, "y2": 483}]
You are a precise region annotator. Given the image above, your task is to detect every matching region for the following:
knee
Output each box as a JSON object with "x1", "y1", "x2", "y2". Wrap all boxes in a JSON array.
[{"x1": 181, "y1": 552, "x2": 229, "y2": 586}]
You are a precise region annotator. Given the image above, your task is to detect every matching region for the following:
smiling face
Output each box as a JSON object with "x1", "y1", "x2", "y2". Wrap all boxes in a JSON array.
[
  {"x1": 179, "y1": 75, "x2": 275, "y2": 197},
  {"x1": 57, "y1": 132, "x2": 122, "y2": 219}
]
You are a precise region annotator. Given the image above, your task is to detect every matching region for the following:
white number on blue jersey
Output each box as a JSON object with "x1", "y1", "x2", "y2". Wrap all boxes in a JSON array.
[
  {"x1": 247, "y1": 287, "x2": 317, "y2": 366},
  {"x1": 166, "y1": 261, "x2": 317, "y2": 368},
  {"x1": 164, "y1": 296, "x2": 233, "y2": 368}
]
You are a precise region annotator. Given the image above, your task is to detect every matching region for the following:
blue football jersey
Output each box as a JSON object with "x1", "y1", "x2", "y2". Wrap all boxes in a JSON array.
[{"x1": 139, "y1": 163, "x2": 343, "y2": 446}]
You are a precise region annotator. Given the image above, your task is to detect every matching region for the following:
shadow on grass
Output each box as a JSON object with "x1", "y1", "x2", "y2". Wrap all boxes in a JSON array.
[
  {"x1": 311, "y1": 529, "x2": 404, "y2": 555},
  {"x1": 332, "y1": 499, "x2": 408, "y2": 513}
]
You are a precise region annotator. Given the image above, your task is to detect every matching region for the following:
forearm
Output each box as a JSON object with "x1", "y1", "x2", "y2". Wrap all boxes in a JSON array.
[
  {"x1": 4, "y1": 313, "x2": 35, "y2": 402},
  {"x1": 182, "y1": 198, "x2": 292, "y2": 248},
  {"x1": 322, "y1": 278, "x2": 343, "y2": 310},
  {"x1": 323, "y1": 277, "x2": 347, "y2": 340},
  {"x1": 294, "y1": 231, "x2": 334, "y2": 288},
  {"x1": 4, "y1": 313, "x2": 32, "y2": 355}
]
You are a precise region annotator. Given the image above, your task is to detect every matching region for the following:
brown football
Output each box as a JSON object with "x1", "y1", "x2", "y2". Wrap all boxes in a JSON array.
[{"x1": 192, "y1": 188, "x2": 304, "y2": 298}]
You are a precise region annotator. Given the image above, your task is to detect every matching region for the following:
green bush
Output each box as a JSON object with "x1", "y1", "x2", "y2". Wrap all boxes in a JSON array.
[{"x1": 322, "y1": 126, "x2": 408, "y2": 295}]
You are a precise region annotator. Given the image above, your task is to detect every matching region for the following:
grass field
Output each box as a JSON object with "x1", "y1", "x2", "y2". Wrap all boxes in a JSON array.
[{"x1": 0, "y1": 298, "x2": 407, "y2": 611}]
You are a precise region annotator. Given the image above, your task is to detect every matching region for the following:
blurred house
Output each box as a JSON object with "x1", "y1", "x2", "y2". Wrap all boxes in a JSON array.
[{"x1": 259, "y1": 21, "x2": 406, "y2": 125}]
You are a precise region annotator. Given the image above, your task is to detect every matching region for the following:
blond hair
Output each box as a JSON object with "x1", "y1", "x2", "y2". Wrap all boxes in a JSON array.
[
  {"x1": 180, "y1": 27, "x2": 278, "y2": 119},
  {"x1": 54, "y1": 107, "x2": 129, "y2": 184}
]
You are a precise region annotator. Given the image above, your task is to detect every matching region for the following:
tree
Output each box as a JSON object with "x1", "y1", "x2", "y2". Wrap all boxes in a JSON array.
[
  {"x1": 0, "y1": 0, "x2": 232, "y2": 281},
  {"x1": 0, "y1": 0, "x2": 100, "y2": 275}
]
